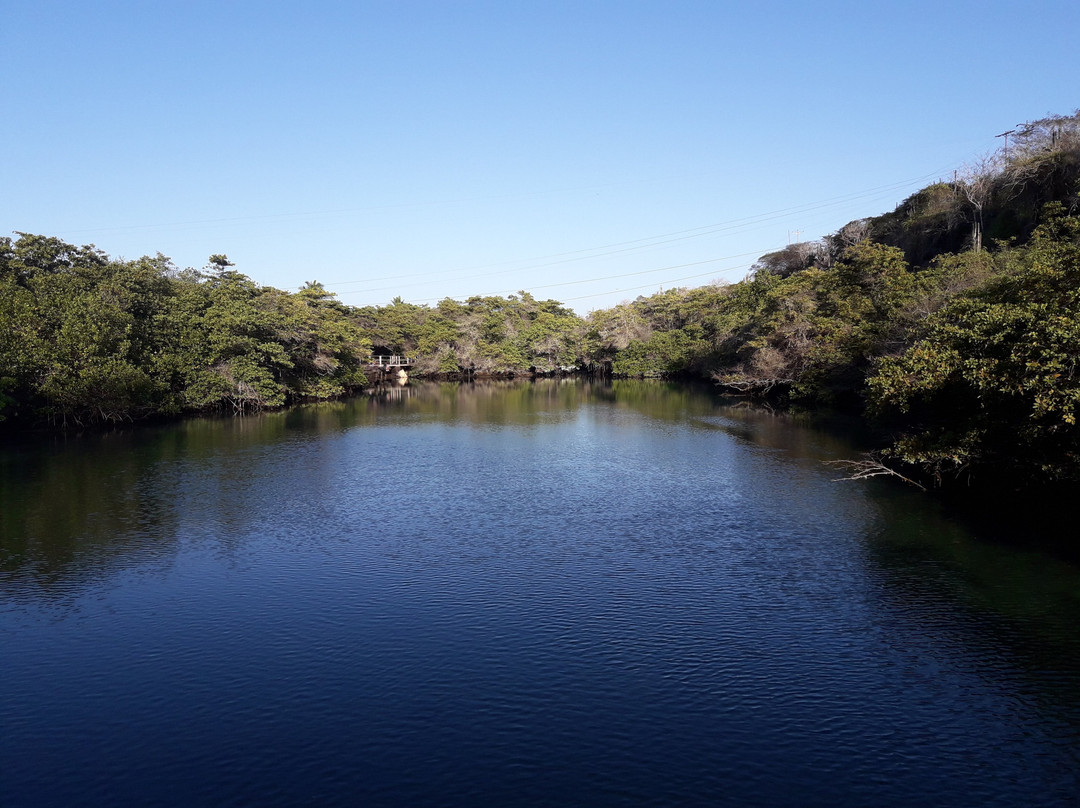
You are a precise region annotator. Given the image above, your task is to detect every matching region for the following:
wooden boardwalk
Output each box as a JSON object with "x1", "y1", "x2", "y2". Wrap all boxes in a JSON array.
[{"x1": 367, "y1": 355, "x2": 416, "y2": 369}]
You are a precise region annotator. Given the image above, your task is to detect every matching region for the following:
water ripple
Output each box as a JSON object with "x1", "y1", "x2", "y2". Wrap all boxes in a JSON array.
[{"x1": 2, "y1": 382, "x2": 1079, "y2": 807}]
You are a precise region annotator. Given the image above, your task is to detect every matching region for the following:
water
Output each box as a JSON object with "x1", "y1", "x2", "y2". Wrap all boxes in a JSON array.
[{"x1": 2, "y1": 380, "x2": 1078, "y2": 806}]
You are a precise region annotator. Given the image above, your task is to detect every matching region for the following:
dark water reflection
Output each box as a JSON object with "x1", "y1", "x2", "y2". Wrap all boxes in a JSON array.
[{"x1": 1, "y1": 380, "x2": 1078, "y2": 807}]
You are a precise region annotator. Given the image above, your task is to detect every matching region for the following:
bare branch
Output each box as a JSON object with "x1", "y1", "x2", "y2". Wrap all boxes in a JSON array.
[
  {"x1": 712, "y1": 376, "x2": 794, "y2": 396},
  {"x1": 825, "y1": 454, "x2": 926, "y2": 491}
]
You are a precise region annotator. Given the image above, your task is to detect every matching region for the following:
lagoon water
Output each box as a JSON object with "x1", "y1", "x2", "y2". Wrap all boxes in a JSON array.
[{"x1": 2, "y1": 380, "x2": 1079, "y2": 806}]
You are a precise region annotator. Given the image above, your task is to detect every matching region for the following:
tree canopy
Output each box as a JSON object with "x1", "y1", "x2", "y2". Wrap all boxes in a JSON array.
[
  {"x1": 5, "y1": 110, "x2": 1080, "y2": 488},
  {"x1": 0, "y1": 240, "x2": 371, "y2": 426}
]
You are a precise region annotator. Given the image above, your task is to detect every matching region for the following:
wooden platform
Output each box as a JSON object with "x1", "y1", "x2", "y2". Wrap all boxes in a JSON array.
[{"x1": 367, "y1": 355, "x2": 416, "y2": 369}]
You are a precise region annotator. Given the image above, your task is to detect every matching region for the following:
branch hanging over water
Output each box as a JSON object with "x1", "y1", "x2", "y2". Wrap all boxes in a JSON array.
[
  {"x1": 826, "y1": 454, "x2": 927, "y2": 491},
  {"x1": 713, "y1": 377, "x2": 795, "y2": 396}
]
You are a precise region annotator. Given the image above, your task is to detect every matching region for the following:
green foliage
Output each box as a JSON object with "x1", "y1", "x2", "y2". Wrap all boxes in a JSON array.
[
  {"x1": 700, "y1": 245, "x2": 923, "y2": 406},
  {"x1": 612, "y1": 328, "x2": 709, "y2": 377},
  {"x1": 358, "y1": 291, "x2": 587, "y2": 376},
  {"x1": 586, "y1": 286, "x2": 733, "y2": 376},
  {"x1": 867, "y1": 206, "x2": 1080, "y2": 484},
  {"x1": 0, "y1": 237, "x2": 371, "y2": 427},
  {"x1": 7, "y1": 108, "x2": 1080, "y2": 491}
]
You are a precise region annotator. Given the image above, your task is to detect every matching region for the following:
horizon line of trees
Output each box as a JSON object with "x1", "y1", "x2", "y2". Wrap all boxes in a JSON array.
[{"x1": 3, "y1": 111, "x2": 1079, "y2": 489}]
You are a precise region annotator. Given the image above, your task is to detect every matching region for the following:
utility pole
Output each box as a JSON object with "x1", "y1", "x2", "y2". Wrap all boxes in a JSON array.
[{"x1": 995, "y1": 129, "x2": 1016, "y2": 157}]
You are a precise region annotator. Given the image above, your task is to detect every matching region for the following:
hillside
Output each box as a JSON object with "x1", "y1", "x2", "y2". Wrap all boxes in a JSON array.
[{"x1": 3, "y1": 111, "x2": 1078, "y2": 488}]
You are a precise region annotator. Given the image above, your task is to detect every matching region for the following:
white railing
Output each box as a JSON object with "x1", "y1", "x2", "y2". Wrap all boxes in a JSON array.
[{"x1": 370, "y1": 355, "x2": 416, "y2": 367}]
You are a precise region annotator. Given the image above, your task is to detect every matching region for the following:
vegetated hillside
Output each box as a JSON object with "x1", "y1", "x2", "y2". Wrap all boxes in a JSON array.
[
  {"x1": 3, "y1": 111, "x2": 1078, "y2": 489},
  {"x1": 612, "y1": 111, "x2": 1080, "y2": 488}
]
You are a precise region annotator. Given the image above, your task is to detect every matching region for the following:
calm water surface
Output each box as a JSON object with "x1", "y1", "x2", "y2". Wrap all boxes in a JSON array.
[{"x1": 2, "y1": 380, "x2": 1079, "y2": 806}]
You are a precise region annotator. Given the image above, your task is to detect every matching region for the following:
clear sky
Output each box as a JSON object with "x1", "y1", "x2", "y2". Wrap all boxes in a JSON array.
[{"x1": 3, "y1": 1, "x2": 1076, "y2": 313}]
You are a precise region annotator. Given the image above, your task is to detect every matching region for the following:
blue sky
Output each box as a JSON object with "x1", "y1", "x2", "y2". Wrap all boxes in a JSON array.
[{"x1": 3, "y1": 1, "x2": 1076, "y2": 313}]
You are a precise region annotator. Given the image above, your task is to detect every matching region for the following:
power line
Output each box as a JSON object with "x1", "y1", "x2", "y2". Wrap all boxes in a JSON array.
[
  {"x1": 331, "y1": 173, "x2": 949, "y2": 306},
  {"x1": 561, "y1": 266, "x2": 752, "y2": 305},
  {"x1": 322, "y1": 169, "x2": 946, "y2": 296},
  {"x1": 392, "y1": 250, "x2": 766, "y2": 306}
]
